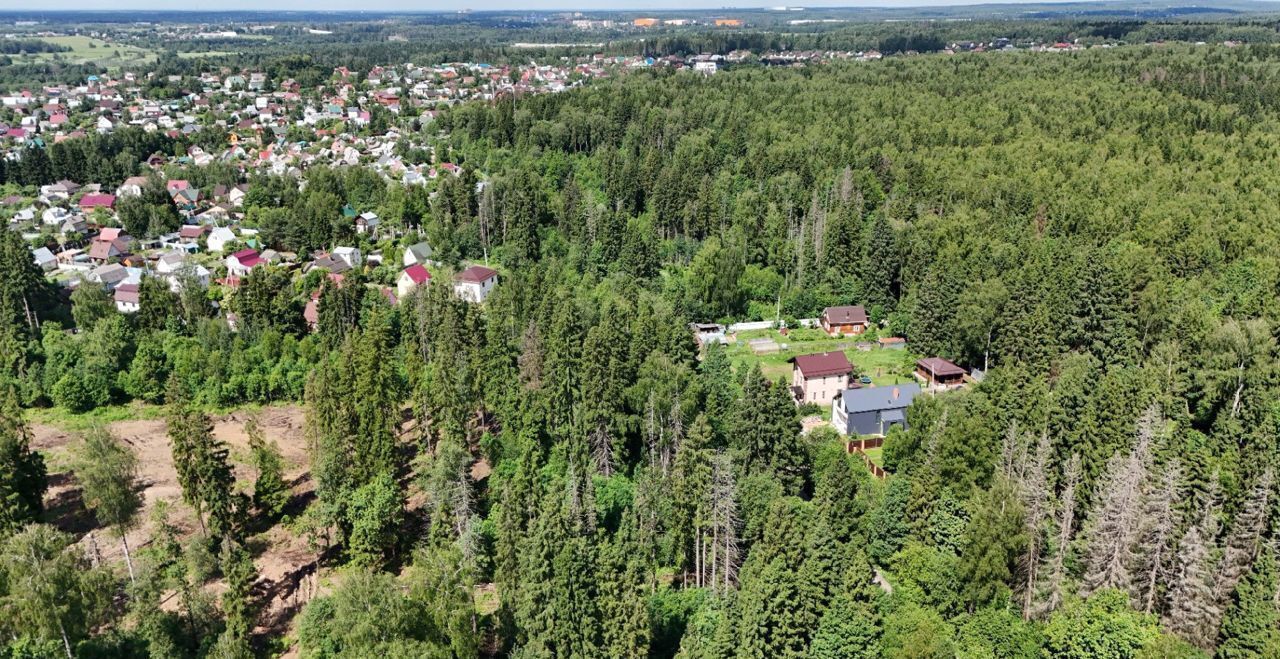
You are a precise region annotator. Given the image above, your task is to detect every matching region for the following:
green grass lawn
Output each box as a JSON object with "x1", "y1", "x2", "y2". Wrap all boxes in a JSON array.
[
  {"x1": 724, "y1": 326, "x2": 917, "y2": 386},
  {"x1": 19, "y1": 36, "x2": 156, "y2": 68},
  {"x1": 861, "y1": 446, "x2": 884, "y2": 467}
]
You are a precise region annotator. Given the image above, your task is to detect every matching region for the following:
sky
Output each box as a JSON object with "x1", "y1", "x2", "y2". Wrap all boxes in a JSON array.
[{"x1": 4, "y1": 0, "x2": 1121, "y2": 12}]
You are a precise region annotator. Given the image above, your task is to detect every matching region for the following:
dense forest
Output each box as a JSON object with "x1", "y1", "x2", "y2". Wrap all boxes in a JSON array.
[{"x1": 6, "y1": 42, "x2": 1280, "y2": 656}]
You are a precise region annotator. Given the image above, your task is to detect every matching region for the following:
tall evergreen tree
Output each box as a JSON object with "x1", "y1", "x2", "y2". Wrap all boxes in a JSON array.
[
  {"x1": 0, "y1": 388, "x2": 46, "y2": 534},
  {"x1": 1216, "y1": 548, "x2": 1280, "y2": 658}
]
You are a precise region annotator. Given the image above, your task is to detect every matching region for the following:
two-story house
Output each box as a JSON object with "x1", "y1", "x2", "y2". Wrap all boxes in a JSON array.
[
  {"x1": 454, "y1": 265, "x2": 498, "y2": 303},
  {"x1": 791, "y1": 352, "x2": 854, "y2": 405}
]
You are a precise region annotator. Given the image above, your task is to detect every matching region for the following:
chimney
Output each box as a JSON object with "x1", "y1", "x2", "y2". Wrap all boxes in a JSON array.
[{"x1": 892, "y1": 387, "x2": 900, "y2": 399}]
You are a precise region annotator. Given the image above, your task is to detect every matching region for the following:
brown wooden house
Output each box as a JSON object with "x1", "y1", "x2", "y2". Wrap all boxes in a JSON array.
[
  {"x1": 916, "y1": 357, "x2": 966, "y2": 388},
  {"x1": 821, "y1": 305, "x2": 870, "y2": 336}
]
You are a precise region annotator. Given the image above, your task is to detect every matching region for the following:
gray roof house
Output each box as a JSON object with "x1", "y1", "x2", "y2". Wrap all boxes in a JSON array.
[{"x1": 832, "y1": 383, "x2": 921, "y2": 436}]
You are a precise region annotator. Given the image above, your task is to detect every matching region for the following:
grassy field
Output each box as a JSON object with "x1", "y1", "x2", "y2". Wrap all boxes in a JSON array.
[
  {"x1": 724, "y1": 326, "x2": 918, "y2": 386},
  {"x1": 16, "y1": 36, "x2": 156, "y2": 68},
  {"x1": 861, "y1": 446, "x2": 885, "y2": 467}
]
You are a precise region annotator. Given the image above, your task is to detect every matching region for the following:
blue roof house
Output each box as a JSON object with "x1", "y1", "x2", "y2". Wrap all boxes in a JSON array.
[{"x1": 832, "y1": 384, "x2": 921, "y2": 436}]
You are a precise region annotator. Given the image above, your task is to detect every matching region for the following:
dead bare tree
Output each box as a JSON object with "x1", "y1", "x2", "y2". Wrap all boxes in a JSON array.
[
  {"x1": 1166, "y1": 473, "x2": 1223, "y2": 650},
  {"x1": 1018, "y1": 430, "x2": 1052, "y2": 619},
  {"x1": 1080, "y1": 406, "x2": 1160, "y2": 597},
  {"x1": 1129, "y1": 460, "x2": 1182, "y2": 614},
  {"x1": 708, "y1": 452, "x2": 740, "y2": 592},
  {"x1": 1215, "y1": 467, "x2": 1274, "y2": 607},
  {"x1": 1035, "y1": 453, "x2": 1081, "y2": 619}
]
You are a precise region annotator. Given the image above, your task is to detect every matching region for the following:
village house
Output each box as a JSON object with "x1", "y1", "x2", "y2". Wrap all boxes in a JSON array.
[
  {"x1": 113, "y1": 283, "x2": 140, "y2": 313},
  {"x1": 397, "y1": 263, "x2": 431, "y2": 298},
  {"x1": 916, "y1": 357, "x2": 967, "y2": 389},
  {"x1": 42, "y1": 206, "x2": 70, "y2": 227},
  {"x1": 355, "y1": 211, "x2": 380, "y2": 235},
  {"x1": 454, "y1": 265, "x2": 498, "y2": 303},
  {"x1": 791, "y1": 351, "x2": 855, "y2": 405},
  {"x1": 78, "y1": 193, "x2": 116, "y2": 214},
  {"x1": 821, "y1": 305, "x2": 870, "y2": 336},
  {"x1": 116, "y1": 176, "x2": 148, "y2": 197},
  {"x1": 832, "y1": 384, "x2": 920, "y2": 436},
  {"x1": 403, "y1": 241, "x2": 435, "y2": 267},
  {"x1": 178, "y1": 224, "x2": 210, "y2": 246},
  {"x1": 689, "y1": 323, "x2": 727, "y2": 347},
  {"x1": 88, "y1": 263, "x2": 129, "y2": 290},
  {"x1": 155, "y1": 251, "x2": 210, "y2": 291},
  {"x1": 332, "y1": 246, "x2": 362, "y2": 270},
  {"x1": 207, "y1": 227, "x2": 237, "y2": 253},
  {"x1": 225, "y1": 248, "x2": 264, "y2": 277},
  {"x1": 89, "y1": 228, "x2": 130, "y2": 263},
  {"x1": 31, "y1": 247, "x2": 56, "y2": 272}
]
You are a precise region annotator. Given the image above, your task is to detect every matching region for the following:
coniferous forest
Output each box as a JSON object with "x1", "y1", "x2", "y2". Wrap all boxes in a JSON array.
[{"x1": 6, "y1": 26, "x2": 1280, "y2": 658}]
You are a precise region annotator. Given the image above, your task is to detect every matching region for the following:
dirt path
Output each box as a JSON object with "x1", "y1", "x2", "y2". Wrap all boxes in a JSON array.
[{"x1": 31, "y1": 405, "x2": 322, "y2": 644}]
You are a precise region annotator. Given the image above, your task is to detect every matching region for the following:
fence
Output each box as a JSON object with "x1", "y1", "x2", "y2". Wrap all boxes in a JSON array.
[
  {"x1": 845, "y1": 436, "x2": 884, "y2": 453},
  {"x1": 846, "y1": 436, "x2": 887, "y2": 480}
]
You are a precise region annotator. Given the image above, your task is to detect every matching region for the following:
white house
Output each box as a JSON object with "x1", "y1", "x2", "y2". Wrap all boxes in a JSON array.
[
  {"x1": 113, "y1": 283, "x2": 140, "y2": 313},
  {"x1": 403, "y1": 241, "x2": 435, "y2": 268},
  {"x1": 397, "y1": 264, "x2": 430, "y2": 298},
  {"x1": 453, "y1": 265, "x2": 498, "y2": 303},
  {"x1": 42, "y1": 207, "x2": 70, "y2": 227},
  {"x1": 356, "y1": 211, "x2": 380, "y2": 235},
  {"x1": 207, "y1": 227, "x2": 237, "y2": 253},
  {"x1": 116, "y1": 176, "x2": 148, "y2": 198},
  {"x1": 156, "y1": 253, "x2": 210, "y2": 292},
  {"x1": 225, "y1": 249, "x2": 263, "y2": 277},
  {"x1": 332, "y1": 246, "x2": 362, "y2": 270}
]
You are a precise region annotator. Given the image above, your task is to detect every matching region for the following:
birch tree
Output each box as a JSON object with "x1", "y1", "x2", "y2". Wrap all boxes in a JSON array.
[{"x1": 73, "y1": 427, "x2": 143, "y2": 584}]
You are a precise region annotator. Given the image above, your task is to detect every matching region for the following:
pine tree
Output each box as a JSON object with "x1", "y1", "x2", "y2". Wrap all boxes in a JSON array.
[{"x1": 1216, "y1": 547, "x2": 1280, "y2": 658}]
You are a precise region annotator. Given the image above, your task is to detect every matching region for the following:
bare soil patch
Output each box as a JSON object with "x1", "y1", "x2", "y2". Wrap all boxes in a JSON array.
[{"x1": 31, "y1": 405, "x2": 321, "y2": 643}]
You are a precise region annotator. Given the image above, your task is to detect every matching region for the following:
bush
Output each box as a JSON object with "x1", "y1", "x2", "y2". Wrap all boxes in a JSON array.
[{"x1": 52, "y1": 369, "x2": 110, "y2": 413}]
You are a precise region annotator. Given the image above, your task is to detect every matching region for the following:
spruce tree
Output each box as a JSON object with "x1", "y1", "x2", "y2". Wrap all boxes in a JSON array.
[
  {"x1": 1217, "y1": 548, "x2": 1280, "y2": 658},
  {"x1": 0, "y1": 388, "x2": 46, "y2": 534},
  {"x1": 810, "y1": 595, "x2": 880, "y2": 659},
  {"x1": 1215, "y1": 468, "x2": 1273, "y2": 608},
  {"x1": 1129, "y1": 461, "x2": 1182, "y2": 614},
  {"x1": 246, "y1": 418, "x2": 288, "y2": 521}
]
